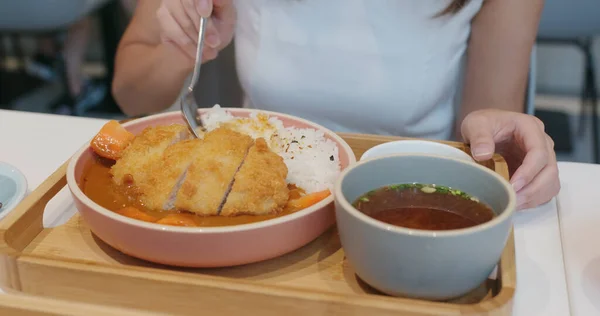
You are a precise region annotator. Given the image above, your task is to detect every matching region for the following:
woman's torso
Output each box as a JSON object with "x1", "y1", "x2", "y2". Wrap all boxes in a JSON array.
[{"x1": 233, "y1": 0, "x2": 483, "y2": 139}]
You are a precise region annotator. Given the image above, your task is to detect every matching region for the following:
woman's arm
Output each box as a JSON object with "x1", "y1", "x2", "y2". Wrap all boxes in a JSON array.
[
  {"x1": 456, "y1": 0, "x2": 544, "y2": 135},
  {"x1": 112, "y1": 0, "x2": 235, "y2": 116},
  {"x1": 113, "y1": 0, "x2": 193, "y2": 116}
]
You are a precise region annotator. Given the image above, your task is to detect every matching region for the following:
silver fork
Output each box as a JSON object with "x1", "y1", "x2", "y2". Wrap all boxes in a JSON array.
[{"x1": 181, "y1": 16, "x2": 208, "y2": 138}]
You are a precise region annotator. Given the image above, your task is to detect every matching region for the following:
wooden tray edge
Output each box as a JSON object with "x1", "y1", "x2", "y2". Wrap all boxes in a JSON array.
[
  {"x1": 0, "y1": 292, "x2": 162, "y2": 316},
  {"x1": 0, "y1": 134, "x2": 517, "y2": 315},
  {"x1": 14, "y1": 253, "x2": 508, "y2": 315},
  {"x1": 0, "y1": 159, "x2": 70, "y2": 291}
]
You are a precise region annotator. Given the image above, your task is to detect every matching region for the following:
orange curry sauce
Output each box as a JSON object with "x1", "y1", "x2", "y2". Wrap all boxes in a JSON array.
[{"x1": 82, "y1": 156, "x2": 306, "y2": 227}]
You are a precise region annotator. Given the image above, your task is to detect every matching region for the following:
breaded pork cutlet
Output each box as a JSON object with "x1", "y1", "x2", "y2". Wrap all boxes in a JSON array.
[
  {"x1": 136, "y1": 139, "x2": 203, "y2": 211},
  {"x1": 220, "y1": 138, "x2": 289, "y2": 216},
  {"x1": 175, "y1": 128, "x2": 253, "y2": 216},
  {"x1": 110, "y1": 124, "x2": 189, "y2": 187}
]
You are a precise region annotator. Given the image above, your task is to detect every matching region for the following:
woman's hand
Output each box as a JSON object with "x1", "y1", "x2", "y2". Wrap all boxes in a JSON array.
[
  {"x1": 156, "y1": 0, "x2": 235, "y2": 62},
  {"x1": 460, "y1": 109, "x2": 560, "y2": 210}
]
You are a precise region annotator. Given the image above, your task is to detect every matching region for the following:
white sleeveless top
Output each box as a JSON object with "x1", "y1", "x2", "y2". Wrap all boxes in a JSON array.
[{"x1": 233, "y1": 0, "x2": 483, "y2": 140}]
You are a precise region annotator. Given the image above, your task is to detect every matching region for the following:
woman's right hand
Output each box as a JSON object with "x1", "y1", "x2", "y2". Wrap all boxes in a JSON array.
[{"x1": 156, "y1": 0, "x2": 235, "y2": 63}]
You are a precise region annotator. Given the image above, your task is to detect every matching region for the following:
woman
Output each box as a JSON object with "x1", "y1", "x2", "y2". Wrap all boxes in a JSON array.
[{"x1": 112, "y1": 0, "x2": 559, "y2": 210}]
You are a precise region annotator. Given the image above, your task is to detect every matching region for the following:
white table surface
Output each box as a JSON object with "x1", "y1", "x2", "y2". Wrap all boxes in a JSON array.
[
  {"x1": 0, "y1": 109, "x2": 578, "y2": 315},
  {"x1": 556, "y1": 162, "x2": 600, "y2": 316}
]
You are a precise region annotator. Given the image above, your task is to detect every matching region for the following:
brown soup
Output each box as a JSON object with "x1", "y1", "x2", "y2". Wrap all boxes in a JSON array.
[{"x1": 353, "y1": 184, "x2": 495, "y2": 231}]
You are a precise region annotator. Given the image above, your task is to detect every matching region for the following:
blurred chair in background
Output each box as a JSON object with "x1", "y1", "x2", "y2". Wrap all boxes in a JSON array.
[
  {"x1": 26, "y1": 17, "x2": 106, "y2": 115},
  {"x1": 0, "y1": 0, "x2": 133, "y2": 116},
  {"x1": 536, "y1": 0, "x2": 600, "y2": 163}
]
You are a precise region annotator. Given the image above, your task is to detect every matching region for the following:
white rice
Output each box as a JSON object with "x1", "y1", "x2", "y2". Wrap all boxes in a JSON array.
[{"x1": 199, "y1": 105, "x2": 341, "y2": 193}]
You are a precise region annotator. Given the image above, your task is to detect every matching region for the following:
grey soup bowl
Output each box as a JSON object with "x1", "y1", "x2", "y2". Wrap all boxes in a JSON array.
[{"x1": 334, "y1": 154, "x2": 516, "y2": 300}]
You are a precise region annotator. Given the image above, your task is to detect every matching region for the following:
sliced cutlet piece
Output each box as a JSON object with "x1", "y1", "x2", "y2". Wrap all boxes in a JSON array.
[
  {"x1": 110, "y1": 124, "x2": 190, "y2": 187},
  {"x1": 137, "y1": 138, "x2": 203, "y2": 211},
  {"x1": 174, "y1": 128, "x2": 253, "y2": 216},
  {"x1": 220, "y1": 138, "x2": 289, "y2": 216}
]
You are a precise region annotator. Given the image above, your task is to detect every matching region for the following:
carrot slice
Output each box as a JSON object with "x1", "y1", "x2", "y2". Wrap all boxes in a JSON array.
[
  {"x1": 90, "y1": 120, "x2": 135, "y2": 160},
  {"x1": 116, "y1": 206, "x2": 158, "y2": 223},
  {"x1": 156, "y1": 213, "x2": 198, "y2": 227},
  {"x1": 288, "y1": 189, "x2": 332, "y2": 210}
]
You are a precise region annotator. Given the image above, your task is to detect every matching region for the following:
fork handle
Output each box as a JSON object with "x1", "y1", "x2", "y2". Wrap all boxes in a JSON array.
[{"x1": 188, "y1": 16, "x2": 208, "y2": 92}]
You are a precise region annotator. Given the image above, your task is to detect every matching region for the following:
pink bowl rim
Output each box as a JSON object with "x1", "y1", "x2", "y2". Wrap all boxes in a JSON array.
[{"x1": 66, "y1": 108, "x2": 357, "y2": 234}]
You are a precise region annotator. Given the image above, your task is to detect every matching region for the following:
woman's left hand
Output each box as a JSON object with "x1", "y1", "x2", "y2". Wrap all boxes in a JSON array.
[{"x1": 460, "y1": 109, "x2": 560, "y2": 210}]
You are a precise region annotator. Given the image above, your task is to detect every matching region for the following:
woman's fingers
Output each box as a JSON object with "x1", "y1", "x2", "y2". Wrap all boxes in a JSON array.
[
  {"x1": 509, "y1": 116, "x2": 549, "y2": 192},
  {"x1": 182, "y1": 0, "x2": 201, "y2": 32},
  {"x1": 156, "y1": 0, "x2": 234, "y2": 62},
  {"x1": 204, "y1": 18, "x2": 221, "y2": 49},
  {"x1": 156, "y1": 5, "x2": 196, "y2": 59},
  {"x1": 516, "y1": 164, "x2": 560, "y2": 210},
  {"x1": 164, "y1": 0, "x2": 198, "y2": 44},
  {"x1": 461, "y1": 114, "x2": 497, "y2": 161},
  {"x1": 515, "y1": 141, "x2": 560, "y2": 209},
  {"x1": 202, "y1": 47, "x2": 219, "y2": 62},
  {"x1": 180, "y1": 0, "x2": 220, "y2": 56},
  {"x1": 211, "y1": 0, "x2": 236, "y2": 49},
  {"x1": 461, "y1": 109, "x2": 560, "y2": 210},
  {"x1": 195, "y1": 0, "x2": 213, "y2": 17},
  {"x1": 213, "y1": 0, "x2": 235, "y2": 21}
]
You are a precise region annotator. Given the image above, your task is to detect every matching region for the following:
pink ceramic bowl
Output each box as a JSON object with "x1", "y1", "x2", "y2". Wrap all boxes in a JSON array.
[{"x1": 66, "y1": 109, "x2": 356, "y2": 267}]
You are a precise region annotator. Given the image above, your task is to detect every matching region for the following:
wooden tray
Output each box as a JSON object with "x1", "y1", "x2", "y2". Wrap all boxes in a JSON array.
[
  {"x1": 0, "y1": 292, "x2": 163, "y2": 316},
  {"x1": 0, "y1": 133, "x2": 515, "y2": 315}
]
